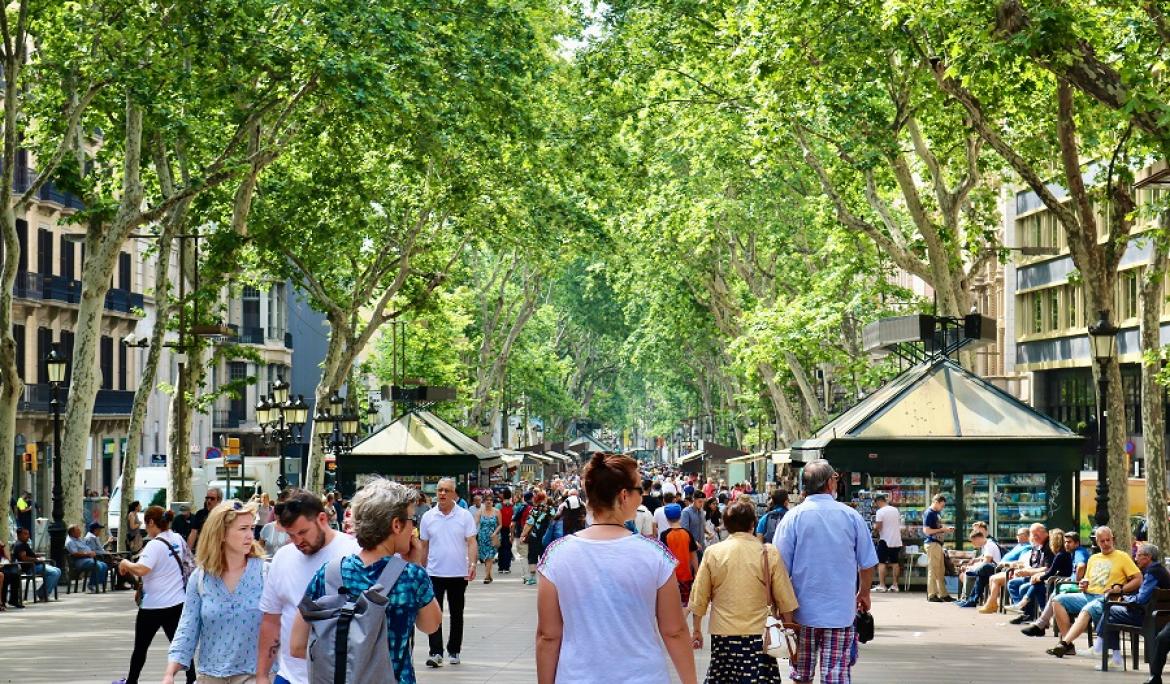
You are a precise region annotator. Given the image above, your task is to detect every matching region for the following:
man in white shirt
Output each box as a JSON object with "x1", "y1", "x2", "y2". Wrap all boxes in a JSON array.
[
  {"x1": 661, "y1": 478, "x2": 678, "y2": 496},
  {"x1": 420, "y1": 477, "x2": 478, "y2": 668},
  {"x1": 652, "y1": 492, "x2": 678, "y2": 536},
  {"x1": 872, "y1": 494, "x2": 903, "y2": 592},
  {"x1": 954, "y1": 530, "x2": 1003, "y2": 608},
  {"x1": 634, "y1": 503, "x2": 654, "y2": 537},
  {"x1": 256, "y1": 490, "x2": 359, "y2": 684}
]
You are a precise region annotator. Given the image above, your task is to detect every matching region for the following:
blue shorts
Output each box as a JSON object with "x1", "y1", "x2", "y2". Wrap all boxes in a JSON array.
[{"x1": 1054, "y1": 592, "x2": 1105, "y2": 621}]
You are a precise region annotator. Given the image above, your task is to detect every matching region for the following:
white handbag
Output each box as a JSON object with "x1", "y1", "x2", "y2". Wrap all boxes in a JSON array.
[{"x1": 759, "y1": 547, "x2": 799, "y2": 660}]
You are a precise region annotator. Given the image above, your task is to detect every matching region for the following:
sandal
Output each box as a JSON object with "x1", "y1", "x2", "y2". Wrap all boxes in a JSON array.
[{"x1": 484, "y1": 577, "x2": 493, "y2": 584}]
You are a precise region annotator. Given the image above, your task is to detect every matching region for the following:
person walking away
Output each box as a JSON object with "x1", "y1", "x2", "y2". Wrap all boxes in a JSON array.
[
  {"x1": 659, "y1": 504, "x2": 698, "y2": 622},
  {"x1": 521, "y1": 493, "x2": 553, "y2": 587},
  {"x1": 188, "y1": 489, "x2": 223, "y2": 552},
  {"x1": 498, "y1": 489, "x2": 514, "y2": 575},
  {"x1": 872, "y1": 494, "x2": 902, "y2": 592},
  {"x1": 559, "y1": 494, "x2": 588, "y2": 536},
  {"x1": 292, "y1": 478, "x2": 442, "y2": 684},
  {"x1": 164, "y1": 500, "x2": 268, "y2": 684},
  {"x1": 420, "y1": 477, "x2": 478, "y2": 668},
  {"x1": 255, "y1": 490, "x2": 359, "y2": 684},
  {"x1": 535, "y1": 452, "x2": 698, "y2": 684},
  {"x1": 635, "y1": 500, "x2": 656, "y2": 538},
  {"x1": 691, "y1": 499, "x2": 799, "y2": 683},
  {"x1": 773, "y1": 459, "x2": 878, "y2": 684},
  {"x1": 653, "y1": 493, "x2": 678, "y2": 536},
  {"x1": 922, "y1": 494, "x2": 955, "y2": 602},
  {"x1": 12, "y1": 527, "x2": 60, "y2": 601},
  {"x1": 112, "y1": 507, "x2": 196, "y2": 684},
  {"x1": 170, "y1": 505, "x2": 193, "y2": 546},
  {"x1": 512, "y1": 492, "x2": 534, "y2": 583},
  {"x1": 680, "y1": 492, "x2": 707, "y2": 560},
  {"x1": 644, "y1": 481, "x2": 664, "y2": 513},
  {"x1": 477, "y1": 495, "x2": 500, "y2": 584},
  {"x1": 66, "y1": 524, "x2": 108, "y2": 592},
  {"x1": 756, "y1": 490, "x2": 789, "y2": 543}
]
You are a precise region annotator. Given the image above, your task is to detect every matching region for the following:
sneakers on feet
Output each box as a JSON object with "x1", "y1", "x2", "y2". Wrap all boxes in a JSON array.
[
  {"x1": 1112, "y1": 650, "x2": 1123, "y2": 667},
  {"x1": 888, "y1": 585, "x2": 899, "y2": 593},
  {"x1": 1092, "y1": 640, "x2": 1104, "y2": 656},
  {"x1": 873, "y1": 585, "x2": 887, "y2": 593},
  {"x1": 448, "y1": 653, "x2": 461, "y2": 665},
  {"x1": 1021, "y1": 624, "x2": 1046, "y2": 637},
  {"x1": 426, "y1": 654, "x2": 444, "y2": 668},
  {"x1": 1009, "y1": 614, "x2": 1029, "y2": 624},
  {"x1": 927, "y1": 596, "x2": 944, "y2": 602}
]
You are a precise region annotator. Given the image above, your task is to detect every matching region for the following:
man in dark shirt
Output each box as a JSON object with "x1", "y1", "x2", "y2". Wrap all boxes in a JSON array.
[
  {"x1": 187, "y1": 487, "x2": 222, "y2": 551},
  {"x1": 642, "y1": 480, "x2": 663, "y2": 513},
  {"x1": 13, "y1": 527, "x2": 60, "y2": 600},
  {"x1": 923, "y1": 494, "x2": 954, "y2": 602},
  {"x1": 171, "y1": 504, "x2": 193, "y2": 540}
]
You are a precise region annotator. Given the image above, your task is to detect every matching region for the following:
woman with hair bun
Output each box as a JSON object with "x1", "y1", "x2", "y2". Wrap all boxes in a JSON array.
[
  {"x1": 535, "y1": 452, "x2": 697, "y2": 684},
  {"x1": 114, "y1": 506, "x2": 195, "y2": 684}
]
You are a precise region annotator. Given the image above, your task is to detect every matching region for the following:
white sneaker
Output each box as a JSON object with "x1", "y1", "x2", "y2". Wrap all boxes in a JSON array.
[
  {"x1": 1112, "y1": 650, "x2": 1123, "y2": 667},
  {"x1": 426, "y1": 654, "x2": 443, "y2": 668},
  {"x1": 873, "y1": 585, "x2": 887, "y2": 593},
  {"x1": 1092, "y1": 640, "x2": 1103, "y2": 656},
  {"x1": 889, "y1": 585, "x2": 899, "y2": 593},
  {"x1": 448, "y1": 653, "x2": 461, "y2": 665}
]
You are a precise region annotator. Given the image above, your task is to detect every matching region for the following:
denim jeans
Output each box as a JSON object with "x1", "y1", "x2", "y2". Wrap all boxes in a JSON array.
[
  {"x1": 73, "y1": 557, "x2": 108, "y2": 589},
  {"x1": 35, "y1": 563, "x2": 61, "y2": 597}
]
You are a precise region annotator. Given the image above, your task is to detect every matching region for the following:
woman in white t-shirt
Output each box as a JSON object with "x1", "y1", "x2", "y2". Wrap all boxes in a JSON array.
[
  {"x1": 536, "y1": 452, "x2": 697, "y2": 684},
  {"x1": 114, "y1": 506, "x2": 195, "y2": 684}
]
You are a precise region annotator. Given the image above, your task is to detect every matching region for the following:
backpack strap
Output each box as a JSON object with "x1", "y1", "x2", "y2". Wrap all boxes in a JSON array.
[
  {"x1": 324, "y1": 557, "x2": 345, "y2": 595},
  {"x1": 372, "y1": 556, "x2": 408, "y2": 593}
]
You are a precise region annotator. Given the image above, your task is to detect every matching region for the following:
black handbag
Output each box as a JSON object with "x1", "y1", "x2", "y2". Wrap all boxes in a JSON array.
[{"x1": 855, "y1": 610, "x2": 874, "y2": 643}]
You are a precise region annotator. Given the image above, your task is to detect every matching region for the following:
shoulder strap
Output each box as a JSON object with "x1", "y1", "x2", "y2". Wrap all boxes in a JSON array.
[
  {"x1": 372, "y1": 556, "x2": 408, "y2": 593},
  {"x1": 158, "y1": 534, "x2": 189, "y2": 587},
  {"x1": 761, "y1": 545, "x2": 778, "y2": 617},
  {"x1": 324, "y1": 557, "x2": 345, "y2": 595}
]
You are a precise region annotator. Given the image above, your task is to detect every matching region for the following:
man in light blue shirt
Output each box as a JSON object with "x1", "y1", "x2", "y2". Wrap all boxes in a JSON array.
[{"x1": 774, "y1": 459, "x2": 877, "y2": 684}]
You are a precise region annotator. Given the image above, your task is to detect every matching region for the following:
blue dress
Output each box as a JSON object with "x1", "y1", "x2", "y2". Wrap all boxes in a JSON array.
[{"x1": 477, "y1": 514, "x2": 499, "y2": 561}]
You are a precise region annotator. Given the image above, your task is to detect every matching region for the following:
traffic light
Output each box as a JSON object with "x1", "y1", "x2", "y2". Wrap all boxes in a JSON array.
[
  {"x1": 225, "y1": 437, "x2": 241, "y2": 466},
  {"x1": 21, "y1": 452, "x2": 30, "y2": 471},
  {"x1": 27, "y1": 443, "x2": 36, "y2": 472}
]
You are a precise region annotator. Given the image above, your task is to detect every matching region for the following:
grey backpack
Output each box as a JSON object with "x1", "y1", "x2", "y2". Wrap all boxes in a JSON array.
[{"x1": 298, "y1": 556, "x2": 407, "y2": 684}]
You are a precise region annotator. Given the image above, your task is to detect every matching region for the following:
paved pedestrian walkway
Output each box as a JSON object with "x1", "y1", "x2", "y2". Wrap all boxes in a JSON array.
[{"x1": 0, "y1": 576, "x2": 1153, "y2": 682}]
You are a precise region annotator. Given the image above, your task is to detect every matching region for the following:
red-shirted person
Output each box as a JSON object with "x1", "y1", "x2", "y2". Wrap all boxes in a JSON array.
[
  {"x1": 498, "y1": 489, "x2": 515, "y2": 574},
  {"x1": 659, "y1": 503, "x2": 699, "y2": 623}
]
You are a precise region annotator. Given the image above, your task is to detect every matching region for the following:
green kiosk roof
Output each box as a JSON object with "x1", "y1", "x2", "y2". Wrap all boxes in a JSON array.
[
  {"x1": 348, "y1": 409, "x2": 503, "y2": 474},
  {"x1": 791, "y1": 358, "x2": 1083, "y2": 472}
]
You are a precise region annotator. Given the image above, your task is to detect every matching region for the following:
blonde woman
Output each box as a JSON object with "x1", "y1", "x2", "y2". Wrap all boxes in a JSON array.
[{"x1": 163, "y1": 501, "x2": 267, "y2": 684}]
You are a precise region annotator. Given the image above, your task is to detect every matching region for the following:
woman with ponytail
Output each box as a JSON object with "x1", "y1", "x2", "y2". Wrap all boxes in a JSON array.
[
  {"x1": 535, "y1": 452, "x2": 697, "y2": 684},
  {"x1": 114, "y1": 506, "x2": 195, "y2": 684}
]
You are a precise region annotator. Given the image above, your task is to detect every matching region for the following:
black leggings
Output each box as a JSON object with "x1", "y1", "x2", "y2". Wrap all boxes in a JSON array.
[{"x1": 126, "y1": 604, "x2": 196, "y2": 684}]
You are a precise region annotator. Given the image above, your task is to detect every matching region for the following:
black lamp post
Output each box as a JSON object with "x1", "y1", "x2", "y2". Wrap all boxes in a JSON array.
[
  {"x1": 317, "y1": 391, "x2": 360, "y2": 477},
  {"x1": 1088, "y1": 310, "x2": 1119, "y2": 529},
  {"x1": 45, "y1": 344, "x2": 68, "y2": 574},
  {"x1": 258, "y1": 378, "x2": 307, "y2": 492}
]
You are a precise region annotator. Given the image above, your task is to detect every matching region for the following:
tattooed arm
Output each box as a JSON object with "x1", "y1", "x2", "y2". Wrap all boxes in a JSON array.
[{"x1": 256, "y1": 612, "x2": 282, "y2": 684}]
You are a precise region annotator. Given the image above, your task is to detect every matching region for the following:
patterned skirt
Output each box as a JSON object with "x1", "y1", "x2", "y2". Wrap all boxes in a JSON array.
[{"x1": 704, "y1": 634, "x2": 785, "y2": 684}]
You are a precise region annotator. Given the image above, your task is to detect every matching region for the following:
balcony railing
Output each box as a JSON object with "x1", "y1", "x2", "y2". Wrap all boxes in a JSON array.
[
  {"x1": 42, "y1": 275, "x2": 81, "y2": 304},
  {"x1": 213, "y1": 409, "x2": 246, "y2": 429},
  {"x1": 16, "y1": 272, "x2": 142, "y2": 315},
  {"x1": 19, "y1": 385, "x2": 132, "y2": 415},
  {"x1": 238, "y1": 327, "x2": 264, "y2": 344},
  {"x1": 13, "y1": 271, "x2": 43, "y2": 299}
]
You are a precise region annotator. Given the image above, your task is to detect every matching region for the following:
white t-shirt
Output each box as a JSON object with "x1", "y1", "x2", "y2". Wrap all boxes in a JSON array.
[
  {"x1": 661, "y1": 480, "x2": 678, "y2": 496},
  {"x1": 874, "y1": 505, "x2": 902, "y2": 547},
  {"x1": 538, "y1": 534, "x2": 676, "y2": 684},
  {"x1": 634, "y1": 506, "x2": 654, "y2": 537},
  {"x1": 420, "y1": 505, "x2": 477, "y2": 577},
  {"x1": 977, "y1": 541, "x2": 1002, "y2": 564},
  {"x1": 139, "y1": 530, "x2": 190, "y2": 609},
  {"x1": 258, "y1": 532, "x2": 360, "y2": 684},
  {"x1": 652, "y1": 505, "x2": 674, "y2": 536}
]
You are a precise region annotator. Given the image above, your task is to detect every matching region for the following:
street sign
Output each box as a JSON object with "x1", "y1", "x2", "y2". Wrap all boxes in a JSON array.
[
  {"x1": 225, "y1": 437, "x2": 242, "y2": 466},
  {"x1": 206, "y1": 446, "x2": 222, "y2": 461}
]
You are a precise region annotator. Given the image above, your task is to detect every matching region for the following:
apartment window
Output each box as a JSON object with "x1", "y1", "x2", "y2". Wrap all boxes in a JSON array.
[
  {"x1": 1048, "y1": 289, "x2": 1060, "y2": 331},
  {"x1": 60, "y1": 241, "x2": 74, "y2": 281},
  {"x1": 1071, "y1": 284, "x2": 1084, "y2": 329},
  {"x1": 36, "y1": 327, "x2": 52, "y2": 383},
  {"x1": 37, "y1": 228, "x2": 52, "y2": 276},
  {"x1": 16, "y1": 219, "x2": 27, "y2": 272},
  {"x1": 242, "y1": 286, "x2": 260, "y2": 331},
  {"x1": 229, "y1": 361, "x2": 248, "y2": 381},
  {"x1": 100, "y1": 335, "x2": 113, "y2": 390},
  {"x1": 1042, "y1": 369, "x2": 1094, "y2": 430},
  {"x1": 118, "y1": 339, "x2": 127, "y2": 390},
  {"x1": 12, "y1": 324, "x2": 24, "y2": 381},
  {"x1": 118, "y1": 252, "x2": 131, "y2": 290},
  {"x1": 1120, "y1": 270, "x2": 1140, "y2": 321},
  {"x1": 1032, "y1": 294, "x2": 1044, "y2": 334},
  {"x1": 60, "y1": 331, "x2": 74, "y2": 383}
]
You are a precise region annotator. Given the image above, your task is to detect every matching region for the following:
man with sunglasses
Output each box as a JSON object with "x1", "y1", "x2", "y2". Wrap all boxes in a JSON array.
[
  {"x1": 187, "y1": 488, "x2": 222, "y2": 552},
  {"x1": 256, "y1": 489, "x2": 359, "y2": 684}
]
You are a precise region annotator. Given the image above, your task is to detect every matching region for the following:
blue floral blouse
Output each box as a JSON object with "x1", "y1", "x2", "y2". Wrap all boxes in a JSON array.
[{"x1": 168, "y1": 557, "x2": 267, "y2": 677}]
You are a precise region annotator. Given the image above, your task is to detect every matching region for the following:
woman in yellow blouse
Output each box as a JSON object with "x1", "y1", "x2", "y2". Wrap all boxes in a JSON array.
[{"x1": 689, "y1": 499, "x2": 799, "y2": 683}]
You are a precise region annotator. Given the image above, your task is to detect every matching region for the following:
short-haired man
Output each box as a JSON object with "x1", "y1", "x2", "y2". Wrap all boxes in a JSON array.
[
  {"x1": 420, "y1": 477, "x2": 478, "y2": 668},
  {"x1": 1044, "y1": 526, "x2": 1140, "y2": 658},
  {"x1": 66, "y1": 523, "x2": 109, "y2": 592},
  {"x1": 679, "y1": 490, "x2": 707, "y2": 557},
  {"x1": 773, "y1": 459, "x2": 877, "y2": 684},
  {"x1": 1020, "y1": 532, "x2": 1091, "y2": 636},
  {"x1": 922, "y1": 494, "x2": 955, "y2": 602},
  {"x1": 13, "y1": 527, "x2": 60, "y2": 601},
  {"x1": 188, "y1": 487, "x2": 222, "y2": 551},
  {"x1": 954, "y1": 531, "x2": 1002, "y2": 608},
  {"x1": 872, "y1": 494, "x2": 902, "y2": 592},
  {"x1": 256, "y1": 489, "x2": 359, "y2": 684},
  {"x1": 993, "y1": 524, "x2": 1051, "y2": 616},
  {"x1": 756, "y1": 489, "x2": 790, "y2": 543},
  {"x1": 1094, "y1": 543, "x2": 1170, "y2": 670}
]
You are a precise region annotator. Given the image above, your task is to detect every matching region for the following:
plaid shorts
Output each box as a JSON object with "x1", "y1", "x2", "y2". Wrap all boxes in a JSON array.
[
  {"x1": 678, "y1": 578, "x2": 693, "y2": 608},
  {"x1": 791, "y1": 624, "x2": 856, "y2": 684}
]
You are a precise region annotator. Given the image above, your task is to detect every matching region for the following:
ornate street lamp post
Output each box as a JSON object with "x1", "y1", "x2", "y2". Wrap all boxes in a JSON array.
[
  {"x1": 1088, "y1": 310, "x2": 1119, "y2": 528},
  {"x1": 257, "y1": 378, "x2": 307, "y2": 492},
  {"x1": 45, "y1": 344, "x2": 68, "y2": 574}
]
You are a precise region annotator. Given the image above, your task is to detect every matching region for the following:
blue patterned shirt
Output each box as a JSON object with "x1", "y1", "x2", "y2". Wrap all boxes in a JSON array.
[
  {"x1": 304, "y1": 554, "x2": 435, "y2": 684},
  {"x1": 169, "y1": 557, "x2": 266, "y2": 676}
]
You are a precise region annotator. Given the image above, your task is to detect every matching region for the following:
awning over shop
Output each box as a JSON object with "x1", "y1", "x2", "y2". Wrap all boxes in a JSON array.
[
  {"x1": 348, "y1": 409, "x2": 503, "y2": 470},
  {"x1": 678, "y1": 449, "x2": 705, "y2": 466}
]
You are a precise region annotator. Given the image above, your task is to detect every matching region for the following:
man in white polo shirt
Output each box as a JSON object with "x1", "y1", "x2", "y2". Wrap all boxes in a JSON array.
[
  {"x1": 256, "y1": 490, "x2": 359, "y2": 684},
  {"x1": 420, "y1": 477, "x2": 478, "y2": 668}
]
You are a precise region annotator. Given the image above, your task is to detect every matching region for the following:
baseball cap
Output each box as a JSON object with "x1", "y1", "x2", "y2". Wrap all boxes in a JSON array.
[
  {"x1": 88, "y1": 522, "x2": 104, "y2": 532},
  {"x1": 664, "y1": 503, "x2": 682, "y2": 521}
]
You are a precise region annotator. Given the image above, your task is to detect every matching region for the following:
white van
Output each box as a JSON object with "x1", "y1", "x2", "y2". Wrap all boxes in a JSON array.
[{"x1": 107, "y1": 466, "x2": 207, "y2": 536}]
